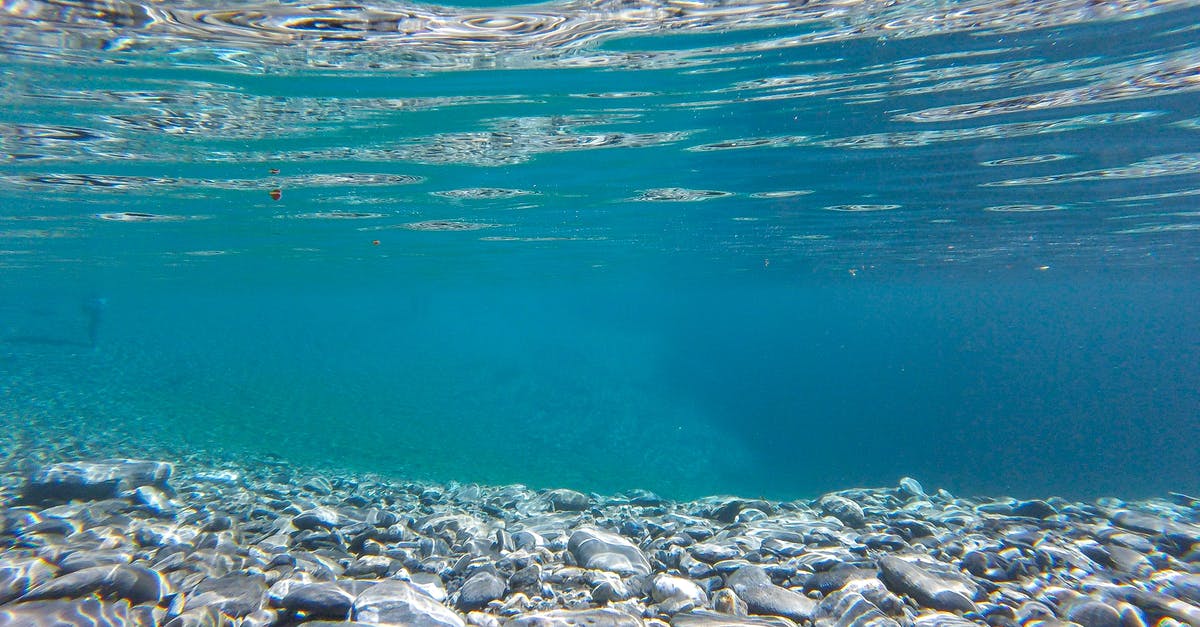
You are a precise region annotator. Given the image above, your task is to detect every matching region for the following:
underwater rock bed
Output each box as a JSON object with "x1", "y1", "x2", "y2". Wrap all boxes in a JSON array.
[{"x1": 0, "y1": 457, "x2": 1198, "y2": 627}]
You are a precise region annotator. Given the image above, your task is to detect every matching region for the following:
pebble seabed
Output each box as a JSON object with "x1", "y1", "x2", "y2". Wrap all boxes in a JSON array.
[{"x1": 1, "y1": 456, "x2": 1198, "y2": 627}]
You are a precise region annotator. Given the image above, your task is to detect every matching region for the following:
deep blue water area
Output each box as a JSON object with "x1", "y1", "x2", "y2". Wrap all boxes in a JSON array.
[
  {"x1": 3, "y1": 267, "x2": 1197, "y2": 501},
  {"x1": 2, "y1": 0, "x2": 1199, "y2": 501}
]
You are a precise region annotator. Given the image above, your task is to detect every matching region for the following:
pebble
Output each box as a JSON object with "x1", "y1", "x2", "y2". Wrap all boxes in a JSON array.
[
  {"x1": 409, "y1": 572, "x2": 449, "y2": 602},
  {"x1": 812, "y1": 589, "x2": 900, "y2": 627},
  {"x1": 0, "y1": 557, "x2": 57, "y2": 605},
  {"x1": 0, "y1": 597, "x2": 152, "y2": 627},
  {"x1": 281, "y1": 582, "x2": 355, "y2": 620},
  {"x1": 22, "y1": 460, "x2": 173, "y2": 504},
  {"x1": 508, "y1": 608, "x2": 643, "y2": 627},
  {"x1": 20, "y1": 564, "x2": 168, "y2": 605},
  {"x1": 712, "y1": 588, "x2": 749, "y2": 615},
  {"x1": 132, "y1": 485, "x2": 175, "y2": 517},
  {"x1": 726, "y1": 565, "x2": 816, "y2": 622},
  {"x1": 353, "y1": 580, "x2": 466, "y2": 627},
  {"x1": 672, "y1": 611, "x2": 796, "y2": 626},
  {"x1": 57, "y1": 550, "x2": 132, "y2": 573},
  {"x1": 568, "y1": 528, "x2": 652, "y2": 576},
  {"x1": 457, "y1": 571, "x2": 506, "y2": 610},
  {"x1": 1011, "y1": 500, "x2": 1057, "y2": 519},
  {"x1": 507, "y1": 563, "x2": 542, "y2": 593},
  {"x1": 877, "y1": 556, "x2": 977, "y2": 612},
  {"x1": 688, "y1": 543, "x2": 739, "y2": 564},
  {"x1": 651, "y1": 574, "x2": 708, "y2": 614},
  {"x1": 819, "y1": 495, "x2": 866, "y2": 528},
  {"x1": 294, "y1": 508, "x2": 341, "y2": 531},
  {"x1": 547, "y1": 489, "x2": 592, "y2": 512},
  {"x1": 183, "y1": 572, "x2": 266, "y2": 617},
  {"x1": 898, "y1": 478, "x2": 926, "y2": 499},
  {"x1": 1064, "y1": 599, "x2": 1123, "y2": 627},
  {"x1": 592, "y1": 574, "x2": 635, "y2": 603}
]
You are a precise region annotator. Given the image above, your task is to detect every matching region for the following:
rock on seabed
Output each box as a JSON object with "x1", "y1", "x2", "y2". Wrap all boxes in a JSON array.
[{"x1": 1, "y1": 455, "x2": 1198, "y2": 627}]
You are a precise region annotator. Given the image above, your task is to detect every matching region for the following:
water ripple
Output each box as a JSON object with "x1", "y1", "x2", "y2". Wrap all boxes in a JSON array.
[
  {"x1": 2, "y1": 0, "x2": 1193, "y2": 72},
  {"x1": 3, "y1": 172, "x2": 422, "y2": 193},
  {"x1": 93, "y1": 212, "x2": 202, "y2": 222},
  {"x1": 690, "y1": 112, "x2": 1156, "y2": 152},
  {"x1": 980, "y1": 154, "x2": 1074, "y2": 167},
  {"x1": 896, "y1": 51, "x2": 1200, "y2": 122},
  {"x1": 633, "y1": 188, "x2": 733, "y2": 202},
  {"x1": 750, "y1": 190, "x2": 813, "y2": 198},
  {"x1": 983, "y1": 153, "x2": 1200, "y2": 187},
  {"x1": 823, "y1": 204, "x2": 900, "y2": 212},
  {"x1": 431, "y1": 188, "x2": 537, "y2": 200},
  {"x1": 983, "y1": 204, "x2": 1067, "y2": 212},
  {"x1": 285, "y1": 212, "x2": 388, "y2": 220},
  {"x1": 399, "y1": 220, "x2": 507, "y2": 231},
  {"x1": 1116, "y1": 223, "x2": 1200, "y2": 233}
]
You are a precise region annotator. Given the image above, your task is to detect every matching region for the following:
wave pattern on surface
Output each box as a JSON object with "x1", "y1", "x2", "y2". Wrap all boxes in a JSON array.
[
  {"x1": 1, "y1": 0, "x2": 1199, "y2": 272},
  {"x1": 3, "y1": 0, "x2": 1192, "y2": 71}
]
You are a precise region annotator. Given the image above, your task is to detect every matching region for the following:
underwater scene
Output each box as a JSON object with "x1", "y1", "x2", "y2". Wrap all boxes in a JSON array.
[{"x1": 1, "y1": 0, "x2": 1199, "y2": 626}]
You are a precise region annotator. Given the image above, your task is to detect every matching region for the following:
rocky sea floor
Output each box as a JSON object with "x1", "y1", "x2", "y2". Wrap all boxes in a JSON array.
[{"x1": 1, "y1": 451, "x2": 1198, "y2": 627}]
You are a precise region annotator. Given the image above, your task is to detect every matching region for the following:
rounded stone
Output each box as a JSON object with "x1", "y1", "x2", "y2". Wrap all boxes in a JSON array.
[
  {"x1": 353, "y1": 581, "x2": 465, "y2": 627},
  {"x1": 281, "y1": 582, "x2": 354, "y2": 620},
  {"x1": 457, "y1": 571, "x2": 506, "y2": 611},
  {"x1": 568, "y1": 528, "x2": 652, "y2": 577},
  {"x1": 651, "y1": 574, "x2": 708, "y2": 614},
  {"x1": 547, "y1": 489, "x2": 591, "y2": 512}
]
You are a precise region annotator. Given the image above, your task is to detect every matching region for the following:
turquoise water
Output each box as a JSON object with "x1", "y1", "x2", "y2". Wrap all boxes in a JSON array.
[{"x1": 2, "y1": 0, "x2": 1199, "y2": 500}]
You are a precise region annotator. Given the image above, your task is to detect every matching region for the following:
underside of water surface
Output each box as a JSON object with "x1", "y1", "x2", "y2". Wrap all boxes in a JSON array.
[{"x1": 1, "y1": 0, "x2": 1198, "y2": 501}]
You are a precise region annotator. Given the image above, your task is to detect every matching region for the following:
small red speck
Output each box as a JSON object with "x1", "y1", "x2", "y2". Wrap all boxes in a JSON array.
[
  {"x1": 372, "y1": 240, "x2": 380, "y2": 246},
  {"x1": 269, "y1": 189, "x2": 281, "y2": 201},
  {"x1": 269, "y1": 168, "x2": 280, "y2": 175}
]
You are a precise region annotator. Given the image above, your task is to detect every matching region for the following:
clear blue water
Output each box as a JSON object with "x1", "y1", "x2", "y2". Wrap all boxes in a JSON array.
[{"x1": 1, "y1": 0, "x2": 1198, "y2": 500}]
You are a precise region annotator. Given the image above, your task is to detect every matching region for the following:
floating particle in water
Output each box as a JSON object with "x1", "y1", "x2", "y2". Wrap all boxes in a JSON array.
[
  {"x1": 431, "y1": 188, "x2": 537, "y2": 199},
  {"x1": 269, "y1": 189, "x2": 281, "y2": 201},
  {"x1": 633, "y1": 187, "x2": 733, "y2": 201},
  {"x1": 372, "y1": 239, "x2": 380, "y2": 246},
  {"x1": 823, "y1": 204, "x2": 900, "y2": 212},
  {"x1": 269, "y1": 168, "x2": 280, "y2": 175}
]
